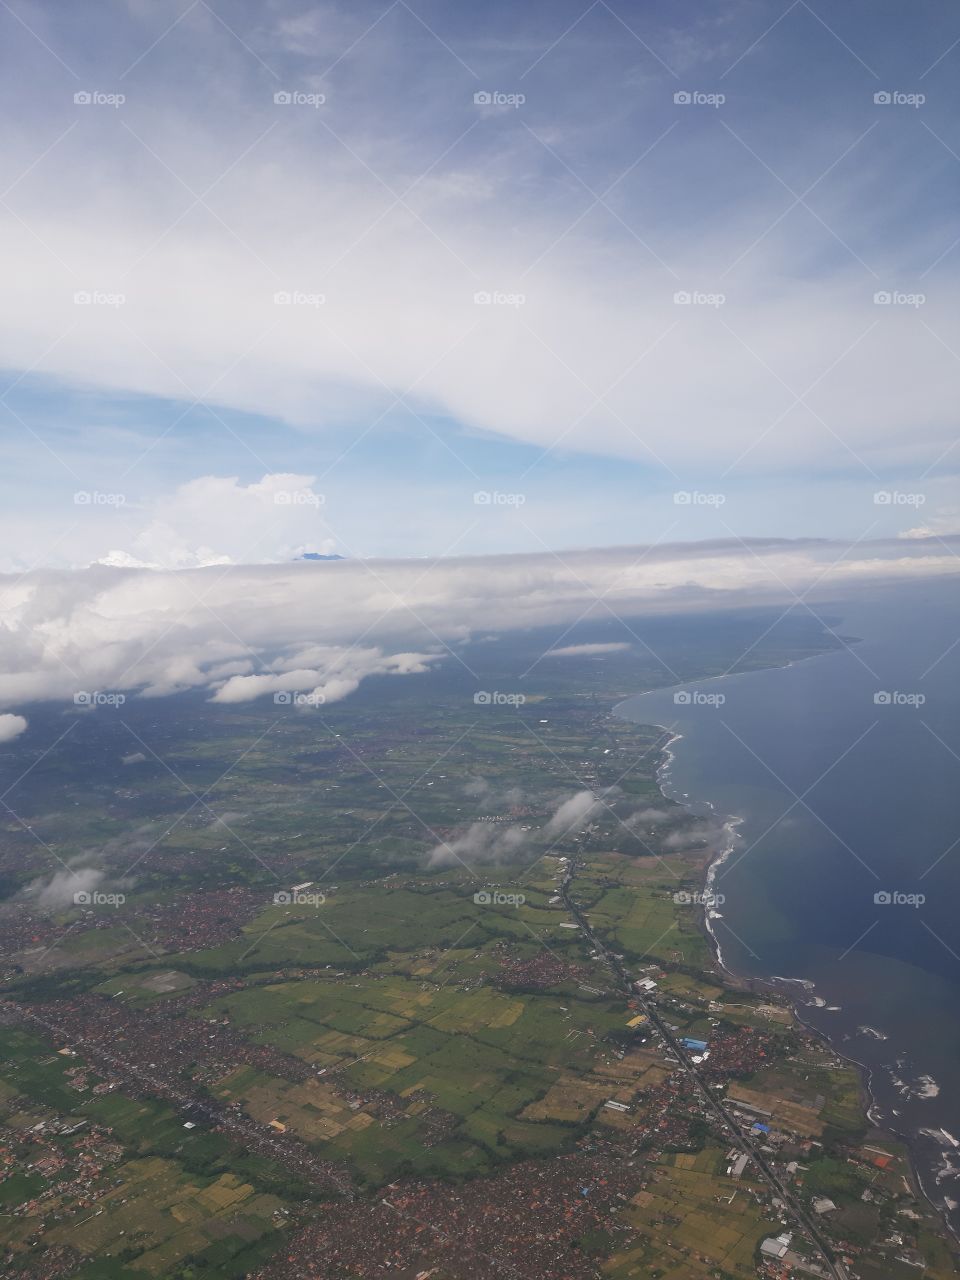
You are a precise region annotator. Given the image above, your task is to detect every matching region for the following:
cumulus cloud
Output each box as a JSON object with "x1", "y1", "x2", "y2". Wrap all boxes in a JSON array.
[
  {"x1": 899, "y1": 506, "x2": 960, "y2": 541},
  {"x1": 210, "y1": 648, "x2": 438, "y2": 706},
  {"x1": 0, "y1": 714, "x2": 28, "y2": 743},
  {"x1": 542, "y1": 790, "x2": 604, "y2": 838},
  {"x1": 627, "y1": 807, "x2": 672, "y2": 826},
  {"x1": 31, "y1": 866, "x2": 104, "y2": 910},
  {"x1": 662, "y1": 819, "x2": 726, "y2": 852},
  {"x1": 428, "y1": 823, "x2": 528, "y2": 868},
  {"x1": 463, "y1": 778, "x2": 526, "y2": 806},
  {"x1": 95, "y1": 475, "x2": 331, "y2": 570},
  {"x1": 429, "y1": 787, "x2": 606, "y2": 868},
  {"x1": 0, "y1": 535, "x2": 957, "y2": 716},
  {"x1": 210, "y1": 811, "x2": 247, "y2": 828}
]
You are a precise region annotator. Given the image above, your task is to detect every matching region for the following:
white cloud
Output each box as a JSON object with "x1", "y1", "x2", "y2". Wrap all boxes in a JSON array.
[
  {"x1": 542, "y1": 790, "x2": 604, "y2": 838},
  {"x1": 428, "y1": 787, "x2": 611, "y2": 868},
  {"x1": 545, "y1": 642, "x2": 631, "y2": 657},
  {"x1": 94, "y1": 474, "x2": 330, "y2": 570},
  {"x1": 0, "y1": 535, "x2": 956, "y2": 716},
  {"x1": 0, "y1": 4, "x2": 956, "y2": 480},
  {"x1": 31, "y1": 866, "x2": 103, "y2": 909},
  {"x1": 211, "y1": 650, "x2": 438, "y2": 705},
  {"x1": 428, "y1": 822, "x2": 527, "y2": 869},
  {"x1": 0, "y1": 714, "x2": 28, "y2": 743},
  {"x1": 8, "y1": 192, "x2": 955, "y2": 477},
  {"x1": 899, "y1": 506, "x2": 960, "y2": 541}
]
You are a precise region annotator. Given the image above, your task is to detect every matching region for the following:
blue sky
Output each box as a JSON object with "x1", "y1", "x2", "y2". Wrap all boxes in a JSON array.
[{"x1": 1, "y1": 0, "x2": 959, "y2": 568}]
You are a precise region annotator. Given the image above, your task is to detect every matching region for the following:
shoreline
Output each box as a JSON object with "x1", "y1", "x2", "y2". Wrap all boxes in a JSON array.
[{"x1": 612, "y1": 692, "x2": 960, "y2": 1248}]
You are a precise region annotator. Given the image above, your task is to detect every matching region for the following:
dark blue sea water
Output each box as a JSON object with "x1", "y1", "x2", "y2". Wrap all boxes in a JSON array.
[{"x1": 618, "y1": 581, "x2": 960, "y2": 1232}]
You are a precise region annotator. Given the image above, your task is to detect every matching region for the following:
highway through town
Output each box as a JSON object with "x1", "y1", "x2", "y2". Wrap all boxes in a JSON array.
[{"x1": 560, "y1": 860, "x2": 848, "y2": 1280}]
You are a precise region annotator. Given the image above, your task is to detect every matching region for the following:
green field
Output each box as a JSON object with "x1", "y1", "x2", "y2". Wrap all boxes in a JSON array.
[
  {"x1": 0, "y1": 1029, "x2": 289, "y2": 1278},
  {"x1": 1, "y1": 614, "x2": 953, "y2": 1278}
]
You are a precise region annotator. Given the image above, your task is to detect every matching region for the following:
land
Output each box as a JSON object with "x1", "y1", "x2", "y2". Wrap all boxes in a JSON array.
[{"x1": 0, "y1": 612, "x2": 955, "y2": 1278}]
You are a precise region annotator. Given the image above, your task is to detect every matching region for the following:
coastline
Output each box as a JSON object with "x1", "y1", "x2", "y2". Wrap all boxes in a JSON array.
[{"x1": 613, "y1": 697, "x2": 960, "y2": 1247}]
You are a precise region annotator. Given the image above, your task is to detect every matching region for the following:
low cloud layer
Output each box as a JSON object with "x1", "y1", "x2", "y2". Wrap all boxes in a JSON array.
[
  {"x1": 0, "y1": 535, "x2": 957, "y2": 716},
  {"x1": 210, "y1": 648, "x2": 438, "y2": 708},
  {"x1": 545, "y1": 642, "x2": 632, "y2": 658}
]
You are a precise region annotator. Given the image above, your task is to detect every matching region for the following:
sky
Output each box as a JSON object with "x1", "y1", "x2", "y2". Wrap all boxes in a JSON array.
[
  {"x1": 1, "y1": 0, "x2": 958, "y2": 568},
  {"x1": 0, "y1": 1, "x2": 959, "y2": 719}
]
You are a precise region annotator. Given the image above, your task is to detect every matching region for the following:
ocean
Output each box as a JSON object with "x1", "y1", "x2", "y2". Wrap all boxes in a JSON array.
[{"x1": 617, "y1": 580, "x2": 960, "y2": 1234}]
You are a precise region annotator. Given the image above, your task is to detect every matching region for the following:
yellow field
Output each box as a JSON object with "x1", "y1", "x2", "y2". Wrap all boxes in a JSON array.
[
  {"x1": 603, "y1": 1151, "x2": 780, "y2": 1279},
  {"x1": 239, "y1": 1077, "x2": 358, "y2": 1141},
  {"x1": 40, "y1": 1157, "x2": 282, "y2": 1276},
  {"x1": 521, "y1": 1075, "x2": 611, "y2": 1122},
  {"x1": 726, "y1": 1082, "x2": 824, "y2": 1136}
]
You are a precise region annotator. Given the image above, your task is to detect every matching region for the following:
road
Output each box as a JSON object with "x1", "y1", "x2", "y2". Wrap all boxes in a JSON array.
[
  {"x1": 559, "y1": 861, "x2": 848, "y2": 1280},
  {"x1": 0, "y1": 998, "x2": 356, "y2": 1202}
]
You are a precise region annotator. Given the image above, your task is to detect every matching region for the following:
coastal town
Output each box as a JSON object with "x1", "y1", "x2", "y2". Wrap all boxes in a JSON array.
[
  {"x1": 1, "y1": 845, "x2": 955, "y2": 1279},
  {"x1": 0, "y1": 643, "x2": 956, "y2": 1279}
]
